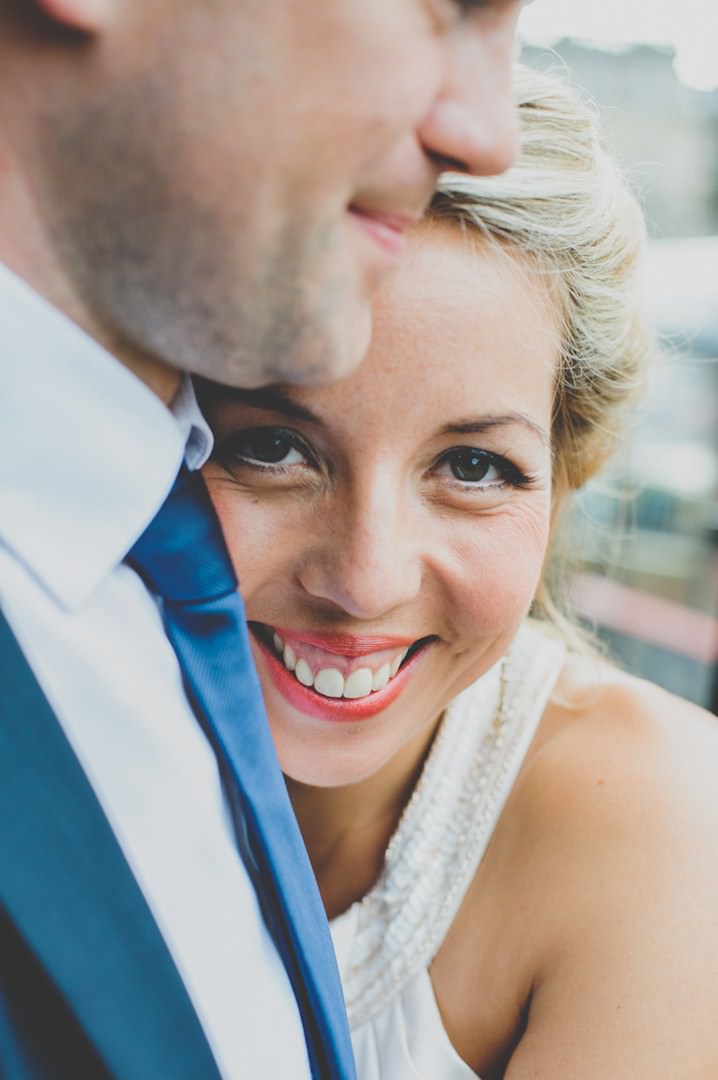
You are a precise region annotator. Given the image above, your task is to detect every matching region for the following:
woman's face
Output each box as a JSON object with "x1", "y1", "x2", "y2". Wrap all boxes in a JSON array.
[{"x1": 203, "y1": 224, "x2": 559, "y2": 787}]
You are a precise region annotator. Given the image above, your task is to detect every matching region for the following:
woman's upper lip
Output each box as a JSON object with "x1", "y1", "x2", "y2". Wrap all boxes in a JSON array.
[{"x1": 268, "y1": 626, "x2": 417, "y2": 657}]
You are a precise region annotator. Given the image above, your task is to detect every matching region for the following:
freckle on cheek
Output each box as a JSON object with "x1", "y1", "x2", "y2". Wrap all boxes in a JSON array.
[{"x1": 463, "y1": 543, "x2": 545, "y2": 633}]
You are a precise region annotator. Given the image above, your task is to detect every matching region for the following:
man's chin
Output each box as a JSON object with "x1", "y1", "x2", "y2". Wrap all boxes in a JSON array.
[{"x1": 278, "y1": 305, "x2": 372, "y2": 389}]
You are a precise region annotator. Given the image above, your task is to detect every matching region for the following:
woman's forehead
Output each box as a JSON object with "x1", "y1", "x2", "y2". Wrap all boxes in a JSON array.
[
  {"x1": 376, "y1": 222, "x2": 556, "y2": 327},
  {"x1": 262, "y1": 231, "x2": 560, "y2": 446},
  {"x1": 365, "y1": 228, "x2": 559, "y2": 389}
]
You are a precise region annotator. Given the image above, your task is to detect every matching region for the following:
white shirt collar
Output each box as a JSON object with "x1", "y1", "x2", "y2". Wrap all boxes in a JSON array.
[
  {"x1": 0, "y1": 262, "x2": 214, "y2": 611},
  {"x1": 171, "y1": 374, "x2": 213, "y2": 473}
]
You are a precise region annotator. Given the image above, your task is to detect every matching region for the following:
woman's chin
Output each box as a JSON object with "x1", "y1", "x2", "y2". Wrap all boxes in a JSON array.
[{"x1": 274, "y1": 731, "x2": 383, "y2": 790}]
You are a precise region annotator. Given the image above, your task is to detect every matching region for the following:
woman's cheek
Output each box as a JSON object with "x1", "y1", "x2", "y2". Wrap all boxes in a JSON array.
[
  {"x1": 451, "y1": 508, "x2": 550, "y2": 634},
  {"x1": 203, "y1": 471, "x2": 282, "y2": 586}
]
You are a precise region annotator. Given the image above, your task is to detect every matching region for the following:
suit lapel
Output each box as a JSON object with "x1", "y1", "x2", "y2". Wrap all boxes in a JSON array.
[{"x1": 0, "y1": 608, "x2": 222, "y2": 1080}]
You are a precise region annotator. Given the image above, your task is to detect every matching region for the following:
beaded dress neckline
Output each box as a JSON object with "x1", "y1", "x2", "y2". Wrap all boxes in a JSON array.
[{"x1": 331, "y1": 622, "x2": 567, "y2": 1034}]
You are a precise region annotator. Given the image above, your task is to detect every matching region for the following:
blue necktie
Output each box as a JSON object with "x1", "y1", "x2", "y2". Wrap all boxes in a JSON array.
[{"x1": 127, "y1": 466, "x2": 355, "y2": 1080}]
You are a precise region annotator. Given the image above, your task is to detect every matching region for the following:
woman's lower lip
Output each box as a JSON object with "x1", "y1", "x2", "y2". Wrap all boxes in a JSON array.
[{"x1": 255, "y1": 635, "x2": 427, "y2": 723}]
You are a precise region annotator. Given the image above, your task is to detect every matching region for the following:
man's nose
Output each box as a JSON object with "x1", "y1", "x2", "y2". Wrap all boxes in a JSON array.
[{"x1": 418, "y1": 15, "x2": 520, "y2": 177}]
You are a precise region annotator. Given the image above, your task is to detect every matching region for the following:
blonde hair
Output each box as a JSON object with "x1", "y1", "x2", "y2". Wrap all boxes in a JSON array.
[{"x1": 426, "y1": 64, "x2": 652, "y2": 639}]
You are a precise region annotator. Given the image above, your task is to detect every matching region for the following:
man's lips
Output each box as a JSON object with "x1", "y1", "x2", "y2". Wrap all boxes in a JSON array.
[
  {"x1": 250, "y1": 625, "x2": 435, "y2": 722},
  {"x1": 348, "y1": 205, "x2": 416, "y2": 259}
]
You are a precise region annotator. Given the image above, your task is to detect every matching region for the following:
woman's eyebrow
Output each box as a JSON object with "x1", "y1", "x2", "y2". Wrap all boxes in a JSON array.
[
  {"x1": 439, "y1": 413, "x2": 549, "y2": 445},
  {"x1": 217, "y1": 385, "x2": 321, "y2": 424}
]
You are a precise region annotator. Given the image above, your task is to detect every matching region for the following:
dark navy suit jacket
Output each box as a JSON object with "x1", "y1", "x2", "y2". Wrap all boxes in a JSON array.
[{"x1": 0, "y1": 608, "x2": 223, "y2": 1079}]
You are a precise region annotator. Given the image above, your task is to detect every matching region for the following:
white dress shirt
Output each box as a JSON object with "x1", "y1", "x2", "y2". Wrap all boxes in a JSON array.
[{"x1": 0, "y1": 263, "x2": 311, "y2": 1079}]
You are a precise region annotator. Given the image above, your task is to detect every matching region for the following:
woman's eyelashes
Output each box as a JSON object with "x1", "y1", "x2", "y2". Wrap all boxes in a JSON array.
[
  {"x1": 432, "y1": 446, "x2": 537, "y2": 493},
  {"x1": 215, "y1": 427, "x2": 317, "y2": 473},
  {"x1": 214, "y1": 426, "x2": 540, "y2": 498}
]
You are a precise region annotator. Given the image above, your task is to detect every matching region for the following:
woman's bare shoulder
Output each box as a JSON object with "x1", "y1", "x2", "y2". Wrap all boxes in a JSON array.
[
  {"x1": 434, "y1": 650, "x2": 718, "y2": 1077},
  {"x1": 492, "y1": 649, "x2": 718, "y2": 939},
  {"x1": 500, "y1": 653, "x2": 718, "y2": 1077},
  {"x1": 527, "y1": 651, "x2": 718, "y2": 821}
]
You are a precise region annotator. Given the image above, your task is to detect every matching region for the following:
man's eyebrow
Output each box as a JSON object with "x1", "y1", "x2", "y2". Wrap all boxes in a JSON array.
[
  {"x1": 214, "y1": 385, "x2": 321, "y2": 425},
  {"x1": 439, "y1": 412, "x2": 549, "y2": 445}
]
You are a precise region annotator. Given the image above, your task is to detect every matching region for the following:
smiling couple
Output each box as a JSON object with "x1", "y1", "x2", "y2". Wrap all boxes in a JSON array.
[{"x1": 3, "y1": 3, "x2": 718, "y2": 1079}]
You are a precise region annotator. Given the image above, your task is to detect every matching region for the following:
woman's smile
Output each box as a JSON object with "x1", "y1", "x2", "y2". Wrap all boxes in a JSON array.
[{"x1": 250, "y1": 622, "x2": 437, "y2": 721}]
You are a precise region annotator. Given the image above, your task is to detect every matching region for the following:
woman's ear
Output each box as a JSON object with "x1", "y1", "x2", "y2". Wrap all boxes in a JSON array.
[{"x1": 33, "y1": 0, "x2": 115, "y2": 34}]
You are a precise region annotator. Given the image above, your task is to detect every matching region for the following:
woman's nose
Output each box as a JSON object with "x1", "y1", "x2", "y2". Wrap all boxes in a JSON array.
[
  {"x1": 297, "y1": 493, "x2": 422, "y2": 622},
  {"x1": 418, "y1": 14, "x2": 519, "y2": 177}
]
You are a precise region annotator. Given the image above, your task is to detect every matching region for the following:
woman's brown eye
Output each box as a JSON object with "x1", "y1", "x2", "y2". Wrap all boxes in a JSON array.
[
  {"x1": 239, "y1": 430, "x2": 297, "y2": 464},
  {"x1": 448, "y1": 448, "x2": 492, "y2": 483},
  {"x1": 436, "y1": 447, "x2": 533, "y2": 490},
  {"x1": 216, "y1": 427, "x2": 313, "y2": 469}
]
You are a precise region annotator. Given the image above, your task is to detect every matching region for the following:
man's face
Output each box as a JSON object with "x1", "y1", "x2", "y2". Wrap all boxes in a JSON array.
[{"x1": 34, "y1": 0, "x2": 522, "y2": 388}]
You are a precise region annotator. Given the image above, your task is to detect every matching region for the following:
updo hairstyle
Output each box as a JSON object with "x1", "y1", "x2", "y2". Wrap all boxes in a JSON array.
[
  {"x1": 428, "y1": 63, "x2": 650, "y2": 501},
  {"x1": 426, "y1": 64, "x2": 652, "y2": 635}
]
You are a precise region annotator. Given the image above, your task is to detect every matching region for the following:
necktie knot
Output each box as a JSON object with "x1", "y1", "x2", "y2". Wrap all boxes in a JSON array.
[{"x1": 128, "y1": 467, "x2": 237, "y2": 604}]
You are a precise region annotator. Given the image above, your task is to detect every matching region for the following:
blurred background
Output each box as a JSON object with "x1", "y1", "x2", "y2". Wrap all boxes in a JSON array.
[{"x1": 518, "y1": 1, "x2": 718, "y2": 710}]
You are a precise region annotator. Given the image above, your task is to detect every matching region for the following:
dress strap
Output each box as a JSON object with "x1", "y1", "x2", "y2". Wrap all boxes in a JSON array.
[{"x1": 338, "y1": 623, "x2": 566, "y2": 1026}]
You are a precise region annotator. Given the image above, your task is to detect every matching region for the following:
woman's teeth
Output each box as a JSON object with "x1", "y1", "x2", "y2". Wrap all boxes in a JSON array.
[{"x1": 270, "y1": 632, "x2": 409, "y2": 701}]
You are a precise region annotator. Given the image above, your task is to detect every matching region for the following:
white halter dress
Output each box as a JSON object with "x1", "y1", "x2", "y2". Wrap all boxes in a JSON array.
[{"x1": 330, "y1": 622, "x2": 566, "y2": 1079}]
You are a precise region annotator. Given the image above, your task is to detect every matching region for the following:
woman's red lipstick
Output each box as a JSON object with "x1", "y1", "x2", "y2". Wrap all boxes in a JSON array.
[
  {"x1": 270, "y1": 627, "x2": 415, "y2": 658},
  {"x1": 252, "y1": 632, "x2": 431, "y2": 723}
]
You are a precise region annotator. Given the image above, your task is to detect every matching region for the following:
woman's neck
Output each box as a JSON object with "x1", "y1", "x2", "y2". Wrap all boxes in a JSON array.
[{"x1": 286, "y1": 715, "x2": 443, "y2": 920}]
